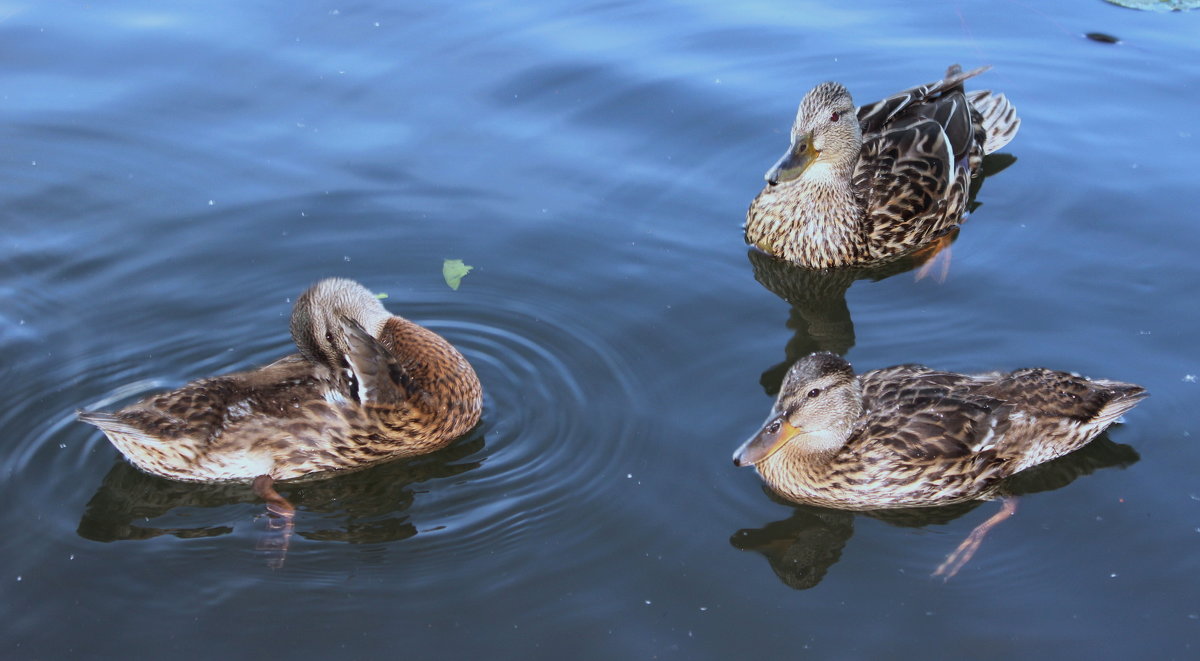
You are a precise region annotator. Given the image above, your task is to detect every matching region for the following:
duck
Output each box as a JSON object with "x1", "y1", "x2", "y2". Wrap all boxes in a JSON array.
[
  {"x1": 78, "y1": 278, "x2": 483, "y2": 518},
  {"x1": 745, "y1": 65, "x2": 1020, "y2": 269},
  {"x1": 732, "y1": 352, "x2": 1145, "y2": 577}
]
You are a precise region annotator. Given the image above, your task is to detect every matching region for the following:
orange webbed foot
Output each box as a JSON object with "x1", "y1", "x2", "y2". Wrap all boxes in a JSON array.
[
  {"x1": 253, "y1": 475, "x2": 295, "y2": 569},
  {"x1": 913, "y1": 234, "x2": 955, "y2": 283},
  {"x1": 932, "y1": 498, "x2": 1019, "y2": 580}
]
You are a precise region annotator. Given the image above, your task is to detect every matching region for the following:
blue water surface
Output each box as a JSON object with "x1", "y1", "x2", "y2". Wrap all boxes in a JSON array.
[{"x1": 2, "y1": 1, "x2": 1198, "y2": 658}]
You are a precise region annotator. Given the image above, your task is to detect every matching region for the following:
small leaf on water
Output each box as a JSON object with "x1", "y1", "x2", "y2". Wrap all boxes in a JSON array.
[
  {"x1": 374, "y1": 292, "x2": 389, "y2": 299},
  {"x1": 443, "y1": 259, "x2": 473, "y2": 290}
]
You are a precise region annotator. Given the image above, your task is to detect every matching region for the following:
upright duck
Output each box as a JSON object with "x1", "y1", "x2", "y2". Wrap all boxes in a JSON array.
[{"x1": 746, "y1": 65, "x2": 1020, "y2": 269}]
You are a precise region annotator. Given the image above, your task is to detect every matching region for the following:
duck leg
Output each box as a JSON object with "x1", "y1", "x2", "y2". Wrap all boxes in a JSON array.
[
  {"x1": 912, "y1": 234, "x2": 955, "y2": 283},
  {"x1": 932, "y1": 497, "x2": 1019, "y2": 580},
  {"x1": 252, "y1": 475, "x2": 295, "y2": 568}
]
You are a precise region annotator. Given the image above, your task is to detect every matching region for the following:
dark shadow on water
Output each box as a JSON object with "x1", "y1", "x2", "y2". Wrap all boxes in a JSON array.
[
  {"x1": 731, "y1": 436, "x2": 1138, "y2": 590},
  {"x1": 77, "y1": 431, "x2": 486, "y2": 548}
]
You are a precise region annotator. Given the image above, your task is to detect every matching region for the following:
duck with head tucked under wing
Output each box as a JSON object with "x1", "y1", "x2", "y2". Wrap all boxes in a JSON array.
[
  {"x1": 733, "y1": 352, "x2": 1145, "y2": 577},
  {"x1": 77, "y1": 278, "x2": 483, "y2": 533},
  {"x1": 745, "y1": 65, "x2": 1020, "y2": 269}
]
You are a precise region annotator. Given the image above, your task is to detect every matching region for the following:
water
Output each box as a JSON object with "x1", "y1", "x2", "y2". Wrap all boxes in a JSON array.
[{"x1": 3, "y1": 0, "x2": 1198, "y2": 658}]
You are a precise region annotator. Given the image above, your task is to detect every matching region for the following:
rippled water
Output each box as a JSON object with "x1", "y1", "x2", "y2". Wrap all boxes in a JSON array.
[{"x1": 3, "y1": 1, "x2": 1198, "y2": 658}]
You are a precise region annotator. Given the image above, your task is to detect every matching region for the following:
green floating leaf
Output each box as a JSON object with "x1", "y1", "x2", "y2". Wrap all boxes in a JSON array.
[
  {"x1": 1103, "y1": 0, "x2": 1199, "y2": 11},
  {"x1": 442, "y1": 259, "x2": 473, "y2": 291},
  {"x1": 374, "y1": 292, "x2": 389, "y2": 299}
]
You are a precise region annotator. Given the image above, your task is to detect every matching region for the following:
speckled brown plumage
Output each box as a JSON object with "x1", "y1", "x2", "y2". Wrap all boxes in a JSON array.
[
  {"x1": 78, "y1": 278, "x2": 483, "y2": 483},
  {"x1": 745, "y1": 65, "x2": 1020, "y2": 268},
  {"x1": 733, "y1": 353, "x2": 1145, "y2": 510}
]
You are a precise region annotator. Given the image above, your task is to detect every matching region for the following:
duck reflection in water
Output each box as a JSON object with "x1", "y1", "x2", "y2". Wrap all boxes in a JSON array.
[
  {"x1": 76, "y1": 278, "x2": 484, "y2": 567},
  {"x1": 732, "y1": 435, "x2": 1139, "y2": 589},
  {"x1": 748, "y1": 247, "x2": 930, "y2": 395},
  {"x1": 749, "y1": 152, "x2": 1015, "y2": 395},
  {"x1": 733, "y1": 352, "x2": 1145, "y2": 581},
  {"x1": 77, "y1": 433, "x2": 484, "y2": 568}
]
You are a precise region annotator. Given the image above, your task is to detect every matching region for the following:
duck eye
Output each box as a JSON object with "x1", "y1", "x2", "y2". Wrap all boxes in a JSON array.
[
  {"x1": 830, "y1": 111, "x2": 840, "y2": 123},
  {"x1": 325, "y1": 331, "x2": 335, "y2": 343},
  {"x1": 807, "y1": 388, "x2": 821, "y2": 398}
]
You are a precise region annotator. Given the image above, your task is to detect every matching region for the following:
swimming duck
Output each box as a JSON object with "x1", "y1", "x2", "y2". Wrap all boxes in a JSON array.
[
  {"x1": 78, "y1": 278, "x2": 483, "y2": 514},
  {"x1": 734, "y1": 352, "x2": 1144, "y2": 508},
  {"x1": 745, "y1": 65, "x2": 1020, "y2": 269},
  {"x1": 733, "y1": 352, "x2": 1145, "y2": 576}
]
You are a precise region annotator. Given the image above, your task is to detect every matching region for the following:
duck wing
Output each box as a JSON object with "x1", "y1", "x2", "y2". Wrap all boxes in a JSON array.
[
  {"x1": 340, "y1": 318, "x2": 420, "y2": 406},
  {"x1": 841, "y1": 389, "x2": 1016, "y2": 503},
  {"x1": 77, "y1": 356, "x2": 322, "y2": 445},
  {"x1": 852, "y1": 66, "x2": 988, "y2": 256},
  {"x1": 859, "y1": 365, "x2": 985, "y2": 410}
]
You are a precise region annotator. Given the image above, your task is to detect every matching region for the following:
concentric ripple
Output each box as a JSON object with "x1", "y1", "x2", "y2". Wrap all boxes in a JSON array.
[
  {"x1": 353, "y1": 295, "x2": 647, "y2": 580},
  {"x1": 3, "y1": 267, "x2": 648, "y2": 599}
]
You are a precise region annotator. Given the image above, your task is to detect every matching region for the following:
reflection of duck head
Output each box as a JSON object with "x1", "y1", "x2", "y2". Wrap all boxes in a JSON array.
[
  {"x1": 732, "y1": 436, "x2": 1138, "y2": 590},
  {"x1": 731, "y1": 505, "x2": 853, "y2": 590},
  {"x1": 747, "y1": 249, "x2": 932, "y2": 395},
  {"x1": 77, "y1": 432, "x2": 485, "y2": 545}
]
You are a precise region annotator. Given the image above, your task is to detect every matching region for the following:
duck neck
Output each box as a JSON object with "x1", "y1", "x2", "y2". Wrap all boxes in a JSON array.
[
  {"x1": 748, "y1": 161, "x2": 865, "y2": 268},
  {"x1": 757, "y1": 439, "x2": 842, "y2": 501}
]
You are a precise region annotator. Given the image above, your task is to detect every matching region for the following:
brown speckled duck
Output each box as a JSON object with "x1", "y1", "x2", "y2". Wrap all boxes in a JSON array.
[
  {"x1": 78, "y1": 278, "x2": 483, "y2": 517},
  {"x1": 733, "y1": 352, "x2": 1145, "y2": 577},
  {"x1": 745, "y1": 65, "x2": 1020, "y2": 269}
]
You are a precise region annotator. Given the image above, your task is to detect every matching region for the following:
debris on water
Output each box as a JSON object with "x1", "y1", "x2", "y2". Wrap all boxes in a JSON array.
[
  {"x1": 443, "y1": 259, "x2": 473, "y2": 290},
  {"x1": 1085, "y1": 32, "x2": 1121, "y2": 44}
]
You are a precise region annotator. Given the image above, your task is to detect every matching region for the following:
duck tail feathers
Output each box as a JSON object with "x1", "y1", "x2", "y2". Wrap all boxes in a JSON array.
[{"x1": 966, "y1": 89, "x2": 1020, "y2": 154}]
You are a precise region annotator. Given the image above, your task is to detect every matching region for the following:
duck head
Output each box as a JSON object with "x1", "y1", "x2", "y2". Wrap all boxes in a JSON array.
[
  {"x1": 290, "y1": 278, "x2": 392, "y2": 368},
  {"x1": 765, "y1": 82, "x2": 861, "y2": 186},
  {"x1": 733, "y1": 352, "x2": 862, "y2": 467}
]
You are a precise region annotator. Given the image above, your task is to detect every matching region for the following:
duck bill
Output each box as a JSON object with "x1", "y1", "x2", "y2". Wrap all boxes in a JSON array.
[
  {"x1": 764, "y1": 135, "x2": 816, "y2": 185},
  {"x1": 732, "y1": 415, "x2": 800, "y2": 467}
]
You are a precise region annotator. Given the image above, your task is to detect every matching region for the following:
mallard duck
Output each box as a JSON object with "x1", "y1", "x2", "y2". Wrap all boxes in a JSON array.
[
  {"x1": 733, "y1": 352, "x2": 1144, "y2": 576},
  {"x1": 745, "y1": 65, "x2": 1020, "y2": 269},
  {"x1": 733, "y1": 352, "x2": 1144, "y2": 508},
  {"x1": 78, "y1": 278, "x2": 483, "y2": 513}
]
